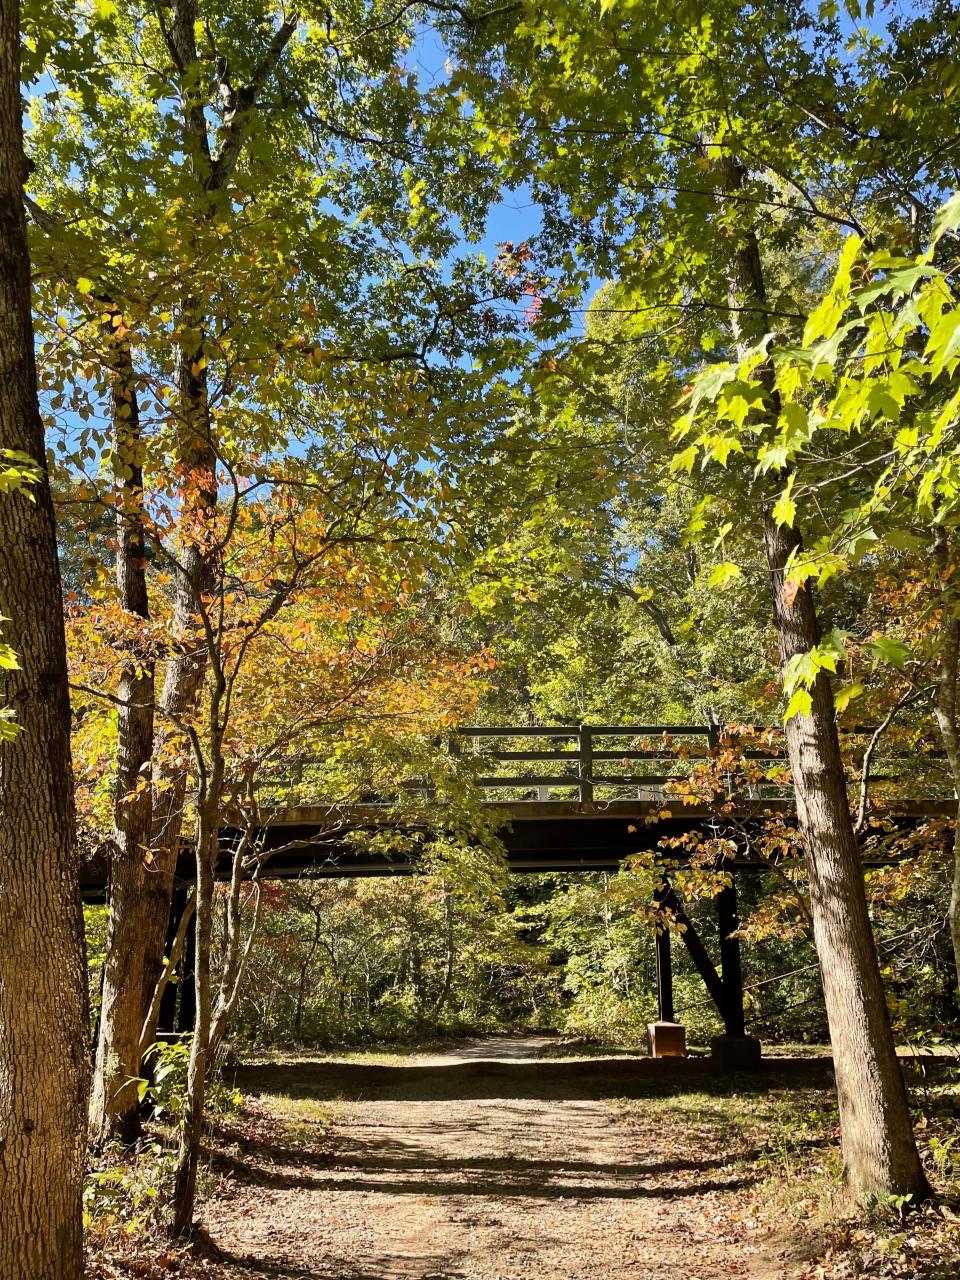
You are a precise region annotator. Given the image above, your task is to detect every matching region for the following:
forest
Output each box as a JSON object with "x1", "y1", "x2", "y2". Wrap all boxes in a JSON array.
[{"x1": 4, "y1": 0, "x2": 960, "y2": 1278}]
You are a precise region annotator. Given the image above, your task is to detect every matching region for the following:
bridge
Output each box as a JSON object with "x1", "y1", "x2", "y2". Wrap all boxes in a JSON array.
[
  {"x1": 83, "y1": 725, "x2": 953, "y2": 1058},
  {"x1": 198, "y1": 722, "x2": 954, "y2": 877},
  {"x1": 80, "y1": 723, "x2": 952, "y2": 889}
]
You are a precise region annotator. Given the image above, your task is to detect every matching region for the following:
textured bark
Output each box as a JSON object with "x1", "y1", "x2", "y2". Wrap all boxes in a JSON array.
[
  {"x1": 766, "y1": 513, "x2": 929, "y2": 1203},
  {"x1": 90, "y1": 332, "x2": 156, "y2": 1146},
  {"x1": 0, "y1": 0, "x2": 89, "y2": 1271},
  {"x1": 931, "y1": 526, "x2": 960, "y2": 993},
  {"x1": 715, "y1": 146, "x2": 928, "y2": 1203},
  {"x1": 140, "y1": 517, "x2": 214, "y2": 1049}
]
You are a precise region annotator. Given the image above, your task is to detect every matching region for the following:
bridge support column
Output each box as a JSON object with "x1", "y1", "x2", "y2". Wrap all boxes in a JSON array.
[
  {"x1": 655, "y1": 916, "x2": 674, "y2": 1023},
  {"x1": 711, "y1": 878, "x2": 761, "y2": 1069},
  {"x1": 648, "y1": 887, "x2": 687, "y2": 1058},
  {"x1": 156, "y1": 881, "x2": 196, "y2": 1037},
  {"x1": 177, "y1": 892, "x2": 197, "y2": 1034}
]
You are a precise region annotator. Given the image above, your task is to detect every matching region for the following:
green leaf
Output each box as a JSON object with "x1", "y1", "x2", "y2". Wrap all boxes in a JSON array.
[
  {"x1": 669, "y1": 445, "x2": 698, "y2": 475},
  {"x1": 705, "y1": 435, "x2": 743, "y2": 467},
  {"x1": 933, "y1": 192, "x2": 960, "y2": 244},
  {"x1": 0, "y1": 643, "x2": 21, "y2": 671},
  {"x1": 803, "y1": 235, "x2": 862, "y2": 347},
  {"x1": 784, "y1": 689, "x2": 812, "y2": 723},
  {"x1": 834, "y1": 680, "x2": 864, "y2": 713},
  {"x1": 0, "y1": 448, "x2": 41, "y2": 495},
  {"x1": 686, "y1": 361, "x2": 738, "y2": 415},
  {"x1": 925, "y1": 308, "x2": 960, "y2": 376},
  {"x1": 706, "y1": 561, "x2": 742, "y2": 589},
  {"x1": 884, "y1": 529, "x2": 926, "y2": 552},
  {"x1": 0, "y1": 707, "x2": 20, "y2": 742},
  {"x1": 772, "y1": 476, "x2": 796, "y2": 528},
  {"x1": 854, "y1": 264, "x2": 934, "y2": 310},
  {"x1": 866, "y1": 636, "x2": 910, "y2": 669}
]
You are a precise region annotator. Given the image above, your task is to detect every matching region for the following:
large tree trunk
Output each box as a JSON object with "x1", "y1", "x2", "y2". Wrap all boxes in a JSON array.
[
  {"x1": 930, "y1": 525, "x2": 960, "y2": 992},
  {"x1": 125, "y1": 0, "x2": 218, "y2": 1053},
  {"x1": 140, "y1": 527, "x2": 214, "y2": 1046},
  {"x1": 765, "y1": 513, "x2": 930, "y2": 1203},
  {"x1": 0, "y1": 0, "x2": 89, "y2": 1271},
  {"x1": 715, "y1": 146, "x2": 928, "y2": 1204},
  {"x1": 81, "y1": 1, "x2": 217, "y2": 1156},
  {"x1": 90, "y1": 331, "x2": 156, "y2": 1146},
  {"x1": 136, "y1": 0, "x2": 295, "y2": 1051}
]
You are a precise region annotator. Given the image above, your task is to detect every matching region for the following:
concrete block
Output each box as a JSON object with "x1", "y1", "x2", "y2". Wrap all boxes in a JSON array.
[
  {"x1": 710, "y1": 1034, "x2": 762, "y2": 1070},
  {"x1": 647, "y1": 1021, "x2": 687, "y2": 1058}
]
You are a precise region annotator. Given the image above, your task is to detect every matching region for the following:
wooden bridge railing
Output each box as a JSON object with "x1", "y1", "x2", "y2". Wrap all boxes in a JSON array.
[
  {"x1": 257, "y1": 724, "x2": 948, "y2": 809},
  {"x1": 453, "y1": 724, "x2": 782, "y2": 804}
]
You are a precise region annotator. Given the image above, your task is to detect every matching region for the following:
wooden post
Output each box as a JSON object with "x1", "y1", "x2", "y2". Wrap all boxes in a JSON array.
[
  {"x1": 156, "y1": 881, "x2": 189, "y2": 1036},
  {"x1": 655, "y1": 920, "x2": 675, "y2": 1023},
  {"x1": 649, "y1": 881, "x2": 685, "y2": 1056},
  {"x1": 578, "y1": 724, "x2": 594, "y2": 804},
  {"x1": 177, "y1": 899, "x2": 197, "y2": 1034},
  {"x1": 717, "y1": 879, "x2": 746, "y2": 1037}
]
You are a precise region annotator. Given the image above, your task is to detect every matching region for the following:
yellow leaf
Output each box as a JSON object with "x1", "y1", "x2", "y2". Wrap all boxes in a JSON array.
[{"x1": 783, "y1": 689, "x2": 812, "y2": 723}]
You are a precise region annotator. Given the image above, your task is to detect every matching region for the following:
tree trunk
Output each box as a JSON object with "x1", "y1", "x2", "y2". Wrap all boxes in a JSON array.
[
  {"x1": 713, "y1": 145, "x2": 928, "y2": 1204},
  {"x1": 140, "y1": 544, "x2": 214, "y2": 1049},
  {"x1": 765, "y1": 513, "x2": 930, "y2": 1202},
  {"x1": 90, "y1": 331, "x2": 156, "y2": 1146},
  {"x1": 931, "y1": 526, "x2": 960, "y2": 992},
  {"x1": 112, "y1": 0, "x2": 298, "y2": 1063},
  {"x1": 171, "y1": 830, "x2": 215, "y2": 1238},
  {"x1": 138, "y1": 0, "x2": 295, "y2": 1047},
  {"x1": 0, "y1": 1, "x2": 89, "y2": 1271}
]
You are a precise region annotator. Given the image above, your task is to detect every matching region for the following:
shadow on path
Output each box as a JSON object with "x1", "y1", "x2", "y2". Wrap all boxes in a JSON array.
[
  {"x1": 231, "y1": 1053, "x2": 835, "y2": 1103},
  {"x1": 205, "y1": 1043, "x2": 799, "y2": 1279},
  {"x1": 209, "y1": 1144, "x2": 758, "y2": 1201},
  {"x1": 211, "y1": 1118, "x2": 752, "y2": 1180}
]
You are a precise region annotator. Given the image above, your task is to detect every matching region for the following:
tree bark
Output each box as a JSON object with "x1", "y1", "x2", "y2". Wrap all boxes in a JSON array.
[
  {"x1": 140, "y1": 518, "x2": 215, "y2": 1048},
  {"x1": 137, "y1": 0, "x2": 296, "y2": 1052},
  {"x1": 930, "y1": 525, "x2": 960, "y2": 993},
  {"x1": 171, "y1": 818, "x2": 216, "y2": 1238},
  {"x1": 765, "y1": 513, "x2": 930, "y2": 1203},
  {"x1": 131, "y1": 0, "x2": 219, "y2": 1054},
  {"x1": 90, "y1": 330, "x2": 156, "y2": 1146},
  {"x1": 715, "y1": 146, "x2": 928, "y2": 1203},
  {"x1": 0, "y1": 1, "x2": 89, "y2": 1271}
]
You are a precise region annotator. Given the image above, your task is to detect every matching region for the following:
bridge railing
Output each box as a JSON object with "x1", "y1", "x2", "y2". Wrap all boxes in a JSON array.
[
  {"x1": 254, "y1": 724, "x2": 950, "y2": 809},
  {"x1": 453, "y1": 724, "x2": 786, "y2": 804}
]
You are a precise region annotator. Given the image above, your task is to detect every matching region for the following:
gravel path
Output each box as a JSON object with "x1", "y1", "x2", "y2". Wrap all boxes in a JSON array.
[{"x1": 206, "y1": 1038, "x2": 781, "y2": 1280}]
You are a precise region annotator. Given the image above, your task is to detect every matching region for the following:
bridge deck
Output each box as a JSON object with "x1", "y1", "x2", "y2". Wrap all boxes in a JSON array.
[{"x1": 79, "y1": 797, "x2": 956, "y2": 898}]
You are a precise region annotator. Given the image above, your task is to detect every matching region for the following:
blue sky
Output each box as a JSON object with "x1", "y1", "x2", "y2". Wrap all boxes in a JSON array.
[{"x1": 406, "y1": 19, "x2": 544, "y2": 262}]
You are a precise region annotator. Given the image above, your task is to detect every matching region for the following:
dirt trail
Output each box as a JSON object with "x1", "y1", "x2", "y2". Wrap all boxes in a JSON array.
[{"x1": 206, "y1": 1037, "x2": 782, "y2": 1280}]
